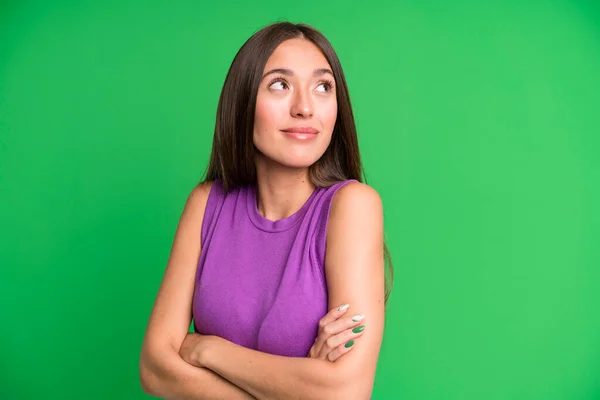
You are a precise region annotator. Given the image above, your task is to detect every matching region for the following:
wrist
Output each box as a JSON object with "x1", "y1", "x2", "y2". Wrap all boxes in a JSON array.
[
  {"x1": 180, "y1": 333, "x2": 215, "y2": 367},
  {"x1": 189, "y1": 334, "x2": 205, "y2": 366},
  {"x1": 198, "y1": 335, "x2": 220, "y2": 368}
]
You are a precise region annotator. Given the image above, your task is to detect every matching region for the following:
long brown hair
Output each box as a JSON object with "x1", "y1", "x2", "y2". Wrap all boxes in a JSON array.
[{"x1": 202, "y1": 21, "x2": 393, "y2": 302}]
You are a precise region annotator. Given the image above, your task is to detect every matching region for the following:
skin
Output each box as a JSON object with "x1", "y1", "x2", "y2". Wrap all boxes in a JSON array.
[
  {"x1": 140, "y1": 38, "x2": 385, "y2": 400},
  {"x1": 252, "y1": 38, "x2": 338, "y2": 222}
]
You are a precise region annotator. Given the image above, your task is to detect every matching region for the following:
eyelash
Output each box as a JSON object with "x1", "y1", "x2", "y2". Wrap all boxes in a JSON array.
[{"x1": 267, "y1": 77, "x2": 335, "y2": 92}]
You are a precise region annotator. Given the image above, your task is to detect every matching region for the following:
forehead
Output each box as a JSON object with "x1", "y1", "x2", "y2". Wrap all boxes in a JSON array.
[{"x1": 264, "y1": 38, "x2": 331, "y2": 73}]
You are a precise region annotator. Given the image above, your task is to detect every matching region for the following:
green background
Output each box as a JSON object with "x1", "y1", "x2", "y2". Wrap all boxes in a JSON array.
[{"x1": 1, "y1": 0, "x2": 599, "y2": 399}]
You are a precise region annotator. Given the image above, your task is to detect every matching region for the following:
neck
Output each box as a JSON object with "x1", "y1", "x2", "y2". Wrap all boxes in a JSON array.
[{"x1": 254, "y1": 155, "x2": 315, "y2": 221}]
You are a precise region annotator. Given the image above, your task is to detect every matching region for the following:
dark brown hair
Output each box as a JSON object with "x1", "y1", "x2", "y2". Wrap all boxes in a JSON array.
[{"x1": 202, "y1": 21, "x2": 393, "y2": 302}]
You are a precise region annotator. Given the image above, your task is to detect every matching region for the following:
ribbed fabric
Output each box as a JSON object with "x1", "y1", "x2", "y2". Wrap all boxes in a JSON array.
[{"x1": 192, "y1": 179, "x2": 355, "y2": 357}]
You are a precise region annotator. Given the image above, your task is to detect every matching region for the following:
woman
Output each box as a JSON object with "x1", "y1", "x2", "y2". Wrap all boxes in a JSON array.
[{"x1": 140, "y1": 21, "x2": 392, "y2": 399}]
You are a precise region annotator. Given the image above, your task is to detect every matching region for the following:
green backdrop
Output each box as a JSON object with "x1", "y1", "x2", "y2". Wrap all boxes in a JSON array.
[{"x1": 1, "y1": 1, "x2": 599, "y2": 399}]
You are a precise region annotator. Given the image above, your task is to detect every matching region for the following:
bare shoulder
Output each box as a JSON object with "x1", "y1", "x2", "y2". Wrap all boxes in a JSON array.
[
  {"x1": 192, "y1": 180, "x2": 214, "y2": 197},
  {"x1": 326, "y1": 180, "x2": 384, "y2": 252},
  {"x1": 184, "y1": 181, "x2": 214, "y2": 214},
  {"x1": 325, "y1": 181, "x2": 384, "y2": 271},
  {"x1": 176, "y1": 181, "x2": 215, "y2": 229},
  {"x1": 329, "y1": 181, "x2": 383, "y2": 221}
]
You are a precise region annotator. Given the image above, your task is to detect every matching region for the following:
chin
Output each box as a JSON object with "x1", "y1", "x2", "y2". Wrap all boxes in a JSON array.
[
  {"x1": 272, "y1": 153, "x2": 323, "y2": 169},
  {"x1": 255, "y1": 145, "x2": 327, "y2": 170},
  {"x1": 280, "y1": 158, "x2": 319, "y2": 169}
]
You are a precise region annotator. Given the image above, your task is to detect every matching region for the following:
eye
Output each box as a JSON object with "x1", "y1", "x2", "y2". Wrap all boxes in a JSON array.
[
  {"x1": 316, "y1": 79, "x2": 335, "y2": 93},
  {"x1": 268, "y1": 78, "x2": 289, "y2": 91}
]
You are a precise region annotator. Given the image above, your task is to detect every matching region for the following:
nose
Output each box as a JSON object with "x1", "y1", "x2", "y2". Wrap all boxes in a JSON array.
[{"x1": 290, "y1": 90, "x2": 313, "y2": 118}]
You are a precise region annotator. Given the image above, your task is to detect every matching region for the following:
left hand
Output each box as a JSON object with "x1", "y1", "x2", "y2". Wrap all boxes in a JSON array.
[
  {"x1": 179, "y1": 332, "x2": 213, "y2": 367},
  {"x1": 308, "y1": 304, "x2": 366, "y2": 362}
]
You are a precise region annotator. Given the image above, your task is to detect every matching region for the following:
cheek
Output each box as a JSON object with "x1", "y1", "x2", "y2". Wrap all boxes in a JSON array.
[
  {"x1": 254, "y1": 102, "x2": 269, "y2": 136},
  {"x1": 254, "y1": 100, "x2": 286, "y2": 154},
  {"x1": 323, "y1": 95, "x2": 337, "y2": 118},
  {"x1": 320, "y1": 100, "x2": 338, "y2": 133},
  {"x1": 254, "y1": 96, "x2": 285, "y2": 134}
]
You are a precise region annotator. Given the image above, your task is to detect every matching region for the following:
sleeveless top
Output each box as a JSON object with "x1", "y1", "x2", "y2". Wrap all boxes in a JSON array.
[{"x1": 192, "y1": 179, "x2": 355, "y2": 357}]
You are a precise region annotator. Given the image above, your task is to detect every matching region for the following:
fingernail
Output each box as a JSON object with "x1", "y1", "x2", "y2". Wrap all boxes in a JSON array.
[
  {"x1": 352, "y1": 325, "x2": 365, "y2": 334},
  {"x1": 352, "y1": 314, "x2": 365, "y2": 322},
  {"x1": 345, "y1": 340, "x2": 355, "y2": 348},
  {"x1": 337, "y1": 304, "x2": 350, "y2": 311}
]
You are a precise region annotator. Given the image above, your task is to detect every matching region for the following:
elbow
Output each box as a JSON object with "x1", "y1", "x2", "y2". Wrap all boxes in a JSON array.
[
  {"x1": 139, "y1": 351, "x2": 163, "y2": 397},
  {"x1": 139, "y1": 340, "x2": 194, "y2": 399},
  {"x1": 139, "y1": 359, "x2": 155, "y2": 396}
]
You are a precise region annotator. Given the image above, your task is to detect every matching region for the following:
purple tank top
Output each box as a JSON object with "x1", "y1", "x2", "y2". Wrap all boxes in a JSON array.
[{"x1": 192, "y1": 179, "x2": 355, "y2": 357}]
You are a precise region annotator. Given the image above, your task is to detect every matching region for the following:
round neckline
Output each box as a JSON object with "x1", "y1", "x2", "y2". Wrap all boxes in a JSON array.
[{"x1": 246, "y1": 184, "x2": 320, "y2": 232}]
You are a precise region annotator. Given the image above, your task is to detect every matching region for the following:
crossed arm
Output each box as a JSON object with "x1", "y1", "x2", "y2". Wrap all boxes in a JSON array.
[{"x1": 139, "y1": 181, "x2": 385, "y2": 400}]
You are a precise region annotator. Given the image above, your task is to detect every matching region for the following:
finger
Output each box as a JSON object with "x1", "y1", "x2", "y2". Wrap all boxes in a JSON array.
[
  {"x1": 318, "y1": 304, "x2": 350, "y2": 328},
  {"x1": 313, "y1": 304, "x2": 351, "y2": 353},
  {"x1": 324, "y1": 314, "x2": 365, "y2": 336},
  {"x1": 315, "y1": 313, "x2": 365, "y2": 355},
  {"x1": 327, "y1": 338, "x2": 357, "y2": 362},
  {"x1": 318, "y1": 324, "x2": 366, "y2": 359},
  {"x1": 307, "y1": 342, "x2": 319, "y2": 359}
]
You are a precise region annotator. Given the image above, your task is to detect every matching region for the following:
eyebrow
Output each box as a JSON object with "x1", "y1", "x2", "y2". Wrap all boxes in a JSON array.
[{"x1": 262, "y1": 68, "x2": 334, "y2": 80}]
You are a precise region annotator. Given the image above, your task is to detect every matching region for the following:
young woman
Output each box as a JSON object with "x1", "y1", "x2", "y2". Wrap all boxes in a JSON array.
[{"x1": 140, "y1": 21, "x2": 392, "y2": 400}]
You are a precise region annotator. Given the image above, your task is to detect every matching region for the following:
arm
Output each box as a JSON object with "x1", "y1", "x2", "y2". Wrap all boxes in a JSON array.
[
  {"x1": 141, "y1": 349, "x2": 255, "y2": 400},
  {"x1": 139, "y1": 183, "x2": 256, "y2": 400},
  {"x1": 194, "y1": 182, "x2": 385, "y2": 400}
]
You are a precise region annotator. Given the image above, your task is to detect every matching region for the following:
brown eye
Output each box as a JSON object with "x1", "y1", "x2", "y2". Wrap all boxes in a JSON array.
[
  {"x1": 269, "y1": 78, "x2": 288, "y2": 90},
  {"x1": 316, "y1": 80, "x2": 334, "y2": 93}
]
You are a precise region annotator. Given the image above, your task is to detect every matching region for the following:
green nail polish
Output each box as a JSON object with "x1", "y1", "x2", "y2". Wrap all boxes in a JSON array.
[
  {"x1": 352, "y1": 325, "x2": 365, "y2": 334},
  {"x1": 345, "y1": 340, "x2": 355, "y2": 348}
]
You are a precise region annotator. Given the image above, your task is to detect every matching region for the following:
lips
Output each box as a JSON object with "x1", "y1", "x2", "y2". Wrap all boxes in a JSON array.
[
  {"x1": 280, "y1": 127, "x2": 319, "y2": 141},
  {"x1": 280, "y1": 127, "x2": 319, "y2": 134}
]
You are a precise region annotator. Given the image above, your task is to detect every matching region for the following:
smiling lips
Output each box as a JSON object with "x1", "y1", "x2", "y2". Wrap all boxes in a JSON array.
[{"x1": 280, "y1": 127, "x2": 319, "y2": 141}]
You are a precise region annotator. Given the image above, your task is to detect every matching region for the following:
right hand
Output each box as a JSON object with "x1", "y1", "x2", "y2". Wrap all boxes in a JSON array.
[{"x1": 307, "y1": 304, "x2": 366, "y2": 362}]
